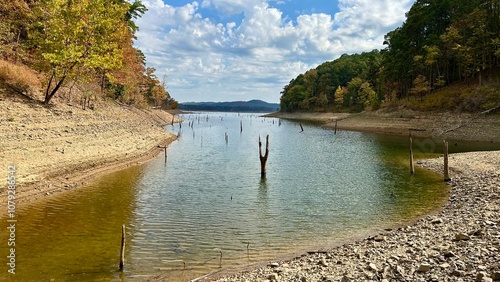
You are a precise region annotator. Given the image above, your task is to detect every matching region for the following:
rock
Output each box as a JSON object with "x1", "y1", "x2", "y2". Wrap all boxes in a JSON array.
[
  {"x1": 394, "y1": 265, "x2": 405, "y2": 277},
  {"x1": 267, "y1": 273, "x2": 278, "y2": 281},
  {"x1": 417, "y1": 263, "x2": 431, "y2": 272},
  {"x1": 340, "y1": 275, "x2": 352, "y2": 282},
  {"x1": 431, "y1": 218, "x2": 444, "y2": 224},
  {"x1": 492, "y1": 271, "x2": 500, "y2": 281},
  {"x1": 443, "y1": 251, "x2": 456, "y2": 258},
  {"x1": 440, "y1": 263, "x2": 451, "y2": 269},
  {"x1": 455, "y1": 233, "x2": 471, "y2": 241},
  {"x1": 368, "y1": 263, "x2": 378, "y2": 272},
  {"x1": 322, "y1": 275, "x2": 335, "y2": 282},
  {"x1": 269, "y1": 262, "x2": 279, "y2": 268},
  {"x1": 477, "y1": 272, "x2": 490, "y2": 281},
  {"x1": 451, "y1": 270, "x2": 465, "y2": 277},
  {"x1": 319, "y1": 258, "x2": 328, "y2": 267},
  {"x1": 374, "y1": 235, "x2": 387, "y2": 242}
]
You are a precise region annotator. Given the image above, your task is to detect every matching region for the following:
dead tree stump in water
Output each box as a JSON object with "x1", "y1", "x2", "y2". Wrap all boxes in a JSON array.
[
  {"x1": 443, "y1": 140, "x2": 451, "y2": 182},
  {"x1": 259, "y1": 135, "x2": 269, "y2": 177},
  {"x1": 119, "y1": 225, "x2": 125, "y2": 271},
  {"x1": 409, "y1": 137, "x2": 415, "y2": 175}
]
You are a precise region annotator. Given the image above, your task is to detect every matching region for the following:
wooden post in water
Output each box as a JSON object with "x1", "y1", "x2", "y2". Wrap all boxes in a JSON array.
[
  {"x1": 299, "y1": 123, "x2": 304, "y2": 132},
  {"x1": 409, "y1": 137, "x2": 415, "y2": 175},
  {"x1": 240, "y1": 121, "x2": 243, "y2": 133},
  {"x1": 334, "y1": 120, "x2": 338, "y2": 134},
  {"x1": 443, "y1": 140, "x2": 451, "y2": 182},
  {"x1": 164, "y1": 146, "x2": 167, "y2": 163},
  {"x1": 259, "y1": 135, "x2": 270, "y2": 177},
  {"x1": 119, "y1": 225, "x2": 125, "y2": 271}
]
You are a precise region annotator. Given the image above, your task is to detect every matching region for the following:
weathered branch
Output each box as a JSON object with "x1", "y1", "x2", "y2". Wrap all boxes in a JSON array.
[
  {"x1": 259, "y1": 135, "x2": 269, "y2": 177},
  {"x1": 481, "y1": 105, "x2": 500, "y2": 115}
]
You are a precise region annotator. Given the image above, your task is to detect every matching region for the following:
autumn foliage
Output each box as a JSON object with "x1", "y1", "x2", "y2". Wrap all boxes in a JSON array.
[
  {"x1": 0, "y1": 0, "x2": 176, "y2": 108},
  {"x1": 280, "y1": 0, "x2": 500, "y2": 113}
]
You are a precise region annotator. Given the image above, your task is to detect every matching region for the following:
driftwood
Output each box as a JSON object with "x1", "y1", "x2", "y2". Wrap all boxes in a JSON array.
[
  {"x1": 259, "y1": 135, "x2": 269, "y2": 177},
  {"x1": 481, "y1": 105, "x2": 500, "y2": 114}
]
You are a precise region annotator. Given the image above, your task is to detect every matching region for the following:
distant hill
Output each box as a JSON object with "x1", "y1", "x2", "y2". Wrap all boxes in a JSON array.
[{"x1": 178, "y1": 100, "x2": 280, "y2": 112}]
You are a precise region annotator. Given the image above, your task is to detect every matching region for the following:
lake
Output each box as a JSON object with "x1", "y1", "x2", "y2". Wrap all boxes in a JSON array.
[{"x1": 2, "y1": 112, "x2": 497, "y2": 281}]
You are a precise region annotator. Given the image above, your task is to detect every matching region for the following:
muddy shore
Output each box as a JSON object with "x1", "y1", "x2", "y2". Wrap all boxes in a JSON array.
[
  {"x1": 0, "y1": 93, "x2": 179, "y2": 205},
  {"x1": 267, "y1": 110, "x2": 500, "y2": 142}
]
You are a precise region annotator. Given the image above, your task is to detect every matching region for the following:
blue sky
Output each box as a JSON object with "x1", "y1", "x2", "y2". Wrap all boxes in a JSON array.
[{"x1": 135, "y1": 0, "x2": 415, "y2": 103}]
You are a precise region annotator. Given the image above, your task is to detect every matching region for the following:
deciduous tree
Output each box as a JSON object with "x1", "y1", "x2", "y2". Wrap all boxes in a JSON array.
[{"x1": 32, "y1": 0, "x2": 128, "y2": 104}]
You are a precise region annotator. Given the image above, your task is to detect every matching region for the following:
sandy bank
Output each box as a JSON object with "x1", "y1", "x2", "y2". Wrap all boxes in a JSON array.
[
  {"x1": 206, "y1": 150, "x2": 500, "y2": 281},
  {"x1": 0, "y1": 94, "x2": 179, "y2": 205},
  {"x1": 268, "y1": 110, "x2": 500, "y2": 142}
]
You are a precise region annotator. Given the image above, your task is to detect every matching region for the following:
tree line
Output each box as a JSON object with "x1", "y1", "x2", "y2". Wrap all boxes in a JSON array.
[
  {"x1": 0, "y1": 0, "x2": 177, "y2": 108},
  {"x1": 280, "y1": 0, "x2": 500, "y2": 112}
]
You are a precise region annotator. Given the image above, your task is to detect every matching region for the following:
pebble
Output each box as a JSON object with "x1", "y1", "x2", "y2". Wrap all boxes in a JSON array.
[{"x1": 417, "y1": 263, "x2": 431, "y2": 272}]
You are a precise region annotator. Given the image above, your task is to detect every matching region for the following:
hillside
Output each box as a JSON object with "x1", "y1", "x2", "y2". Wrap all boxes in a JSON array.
[
  {"x1": 178, "y1": 100, "x2": 280, "y2": 112},
  {"x1": 0, "y1": 88, "x2": 178, "y2": 204},
  {"x1": 279, "y1": 0, "x2": 500, "y2": 113}
]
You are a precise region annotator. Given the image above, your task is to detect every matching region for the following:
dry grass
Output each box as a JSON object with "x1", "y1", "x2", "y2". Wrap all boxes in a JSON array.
[
  {"x1": 0, "y1": 59, "x2": 42, "y2": 99},
  {"x1": 395, "y1": 79, "x2": 500, "y2": 113}
]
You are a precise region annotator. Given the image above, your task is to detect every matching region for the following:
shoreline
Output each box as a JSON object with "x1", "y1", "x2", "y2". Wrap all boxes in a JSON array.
[
  {"x1": 266, "y1": 110, "x2": 500, "y2": 142},
  {"x1": 0, "y1": 94, "x2": 179, "y2": 206},
  {"x1": 206, "y1": 150, "x2": 500, "y2": 281},
  {"x1": 198, "y1": 110, "x2": 500, "y2": 281},
  {"x1": 2, "y1": 98, "x2": 499, "y2": 280}
]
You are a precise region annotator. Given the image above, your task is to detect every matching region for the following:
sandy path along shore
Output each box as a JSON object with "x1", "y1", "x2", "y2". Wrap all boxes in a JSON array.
[{"x1": 0, "y1": 94, "x2": 179, "y2": 205}]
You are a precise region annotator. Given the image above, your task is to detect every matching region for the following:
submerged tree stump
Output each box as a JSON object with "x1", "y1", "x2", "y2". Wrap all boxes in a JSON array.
[
  {"x1": 443, "y1": 140, "x2": 451, "y2": 182},
  {"x1": 259, "y1": 135, "x2": 269, "y2": 177},
  {"x1": 409, "y1": 137, "x2": 415, "y2": 175},
  {"x1": 119, "y1": 225, "x2": 125, "y2": 271}
]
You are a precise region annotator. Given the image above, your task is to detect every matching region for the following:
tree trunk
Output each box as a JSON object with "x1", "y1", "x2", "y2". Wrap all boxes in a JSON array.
[
  {"x1": 44, "y1": 75, "x2": 67, "y2": 105},
  {"x1": 259, "y1": 135, "x2": 269, "y2": 177}
]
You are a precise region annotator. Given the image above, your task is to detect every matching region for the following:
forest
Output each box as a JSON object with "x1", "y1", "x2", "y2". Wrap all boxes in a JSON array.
[
  {"x1": 0, "y1": 0, "x2": 177, "y2": 108},
  {"x1": 280, "y1": 0, "x2": 500, "y2": 113}
]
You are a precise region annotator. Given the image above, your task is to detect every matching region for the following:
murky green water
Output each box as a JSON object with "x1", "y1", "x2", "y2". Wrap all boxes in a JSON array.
[{"x1": 1, "y1": 112, "x2": 498, "y2": 281}]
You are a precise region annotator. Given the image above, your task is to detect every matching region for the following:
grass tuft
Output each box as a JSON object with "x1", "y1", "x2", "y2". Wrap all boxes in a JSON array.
[{"x1": 0, "y1": 59, "x2": 42, "y2": 98}]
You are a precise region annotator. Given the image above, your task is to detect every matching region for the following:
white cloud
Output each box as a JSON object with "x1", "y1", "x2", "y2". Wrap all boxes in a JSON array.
[{"x1": 135, "y1": 0, "x2": 414, "y2": 103}]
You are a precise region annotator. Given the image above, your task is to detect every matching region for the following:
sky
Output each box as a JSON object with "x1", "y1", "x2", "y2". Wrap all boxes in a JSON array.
[{"x1": 134, "y1": 0, "x2": 415, "y2": 103}]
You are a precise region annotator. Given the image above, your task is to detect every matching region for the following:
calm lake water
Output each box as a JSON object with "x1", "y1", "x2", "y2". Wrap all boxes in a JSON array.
[{"x1": 1, "y1": 112, "x2": 498, "y2": 281}]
